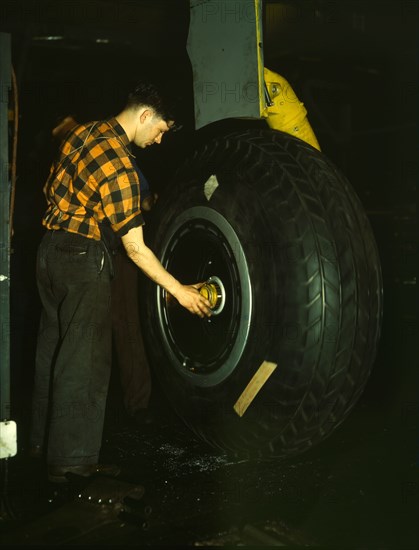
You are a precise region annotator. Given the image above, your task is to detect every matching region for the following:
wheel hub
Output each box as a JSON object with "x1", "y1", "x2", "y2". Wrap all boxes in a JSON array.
[{"x1": 199, "y1": 276, "x2": 226, "y2": 316}]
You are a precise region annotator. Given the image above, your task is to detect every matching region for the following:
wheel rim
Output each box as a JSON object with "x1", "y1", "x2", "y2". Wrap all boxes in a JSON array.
[{"x1": 156, "y1": 206, "x2": 252, "y2": 387}]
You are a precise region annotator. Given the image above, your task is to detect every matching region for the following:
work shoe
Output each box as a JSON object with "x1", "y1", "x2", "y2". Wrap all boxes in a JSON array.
[{"x1": 48, "y1": 463, "x2": 121, "y2": 483}]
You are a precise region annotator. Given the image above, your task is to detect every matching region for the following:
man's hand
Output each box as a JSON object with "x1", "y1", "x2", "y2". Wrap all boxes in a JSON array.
[{"x1": 172, "y1": 283, "x2": 212, "y2": 318}]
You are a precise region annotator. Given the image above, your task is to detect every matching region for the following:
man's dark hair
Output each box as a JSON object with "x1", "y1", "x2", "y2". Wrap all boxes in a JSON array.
[{"x1": 126, "y1": 81, "x2": 174, "y2": 123}]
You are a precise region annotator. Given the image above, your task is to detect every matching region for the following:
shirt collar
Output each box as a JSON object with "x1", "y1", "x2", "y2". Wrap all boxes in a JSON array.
[{"x1": 105, "y1": 117, "x2": 131, "y2": 149}]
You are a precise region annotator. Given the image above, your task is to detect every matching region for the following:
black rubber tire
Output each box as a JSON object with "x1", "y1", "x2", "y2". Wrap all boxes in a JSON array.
[{"x1": 142, "y1": 128, "x2": 383, "y2": 458}]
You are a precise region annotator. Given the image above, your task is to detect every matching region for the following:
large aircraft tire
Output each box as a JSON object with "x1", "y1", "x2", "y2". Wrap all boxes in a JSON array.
[{"x1": 142, "y1": 129, "x2": 383, "y2": 458}]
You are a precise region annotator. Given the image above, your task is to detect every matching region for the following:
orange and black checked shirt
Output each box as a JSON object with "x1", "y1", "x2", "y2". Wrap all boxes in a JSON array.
[{"x1": 42, "y1": 117, "x2": 144, "y2": 240}]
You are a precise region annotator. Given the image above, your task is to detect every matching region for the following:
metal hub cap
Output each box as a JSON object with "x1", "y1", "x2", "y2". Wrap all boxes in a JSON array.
[{"x1": 199, "y1": 276, "x2": 226, "y2": 316}]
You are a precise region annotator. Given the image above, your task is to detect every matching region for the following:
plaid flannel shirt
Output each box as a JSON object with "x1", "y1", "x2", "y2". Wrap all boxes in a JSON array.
[{"x1": 42, "y1": 117, "x2": 144, "y2": 240}]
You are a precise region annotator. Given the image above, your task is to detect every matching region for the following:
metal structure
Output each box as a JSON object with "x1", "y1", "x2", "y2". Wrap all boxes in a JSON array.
[
  {"x1": 187, "y1": 0, "x2": 320, "y2": 150},
  {"x1": 187, "y1": 0, "x2": 265, "y2": 129},
  {"x1": 0, "y1": 32, "x2": 16, "y2": 460}
]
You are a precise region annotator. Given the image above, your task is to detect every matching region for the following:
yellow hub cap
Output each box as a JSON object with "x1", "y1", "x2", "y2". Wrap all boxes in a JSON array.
[{"x1": 199, "y1": 276, "x2": 226, "y2": 316}]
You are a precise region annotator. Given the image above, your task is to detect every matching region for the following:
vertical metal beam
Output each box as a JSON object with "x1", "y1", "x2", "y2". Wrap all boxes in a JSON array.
[
  {"x1": 0, "y1": 33, "x2": 12, "y2": 422},
  {"x1": 187, "y1": 0, "x2": 265, "y2": 129}
]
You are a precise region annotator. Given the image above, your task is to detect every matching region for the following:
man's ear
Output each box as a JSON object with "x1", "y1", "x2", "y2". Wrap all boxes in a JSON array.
[{"x1": 139, "y1": 109, "x2": 153, "y2": 125}]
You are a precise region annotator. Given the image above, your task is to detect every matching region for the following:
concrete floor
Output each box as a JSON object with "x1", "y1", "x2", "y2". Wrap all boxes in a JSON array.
[{"x1": 0, "y1": 208, "x2": 417, "y2": 548}]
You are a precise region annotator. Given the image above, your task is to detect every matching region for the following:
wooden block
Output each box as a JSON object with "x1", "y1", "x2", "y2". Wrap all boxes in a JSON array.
[{"x1": 233, "y1": 361, "x2": 277, "y2": 417}]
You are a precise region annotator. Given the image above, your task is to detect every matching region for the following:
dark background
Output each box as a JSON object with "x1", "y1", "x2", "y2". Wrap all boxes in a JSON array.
[{"x1": 0, "y1": 0, "x2": 417, "y2": 547}]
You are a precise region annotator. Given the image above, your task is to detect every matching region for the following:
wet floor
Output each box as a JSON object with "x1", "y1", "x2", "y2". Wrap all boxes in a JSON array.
[{"x1": 1, "y1": 210, "x2": 417, "y2": 548}]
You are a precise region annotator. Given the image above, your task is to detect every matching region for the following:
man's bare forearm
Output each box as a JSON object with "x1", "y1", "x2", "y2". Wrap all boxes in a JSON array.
[
  {"x1": 121, "y1": 225, "x2": 212, "y2": 317},
  {"x1": 122, "y1": 230, "x2": 182, "y2": 298}
]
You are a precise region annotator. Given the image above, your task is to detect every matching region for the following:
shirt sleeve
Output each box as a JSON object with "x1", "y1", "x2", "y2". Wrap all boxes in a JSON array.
[{"x1": 98, "y1": 153, "x2": 144, "y2": 237}]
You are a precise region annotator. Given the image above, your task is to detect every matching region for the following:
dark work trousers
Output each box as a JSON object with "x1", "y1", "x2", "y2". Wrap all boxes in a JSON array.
[
  {"x1": 30, "y1": 230, "x2": 112, "y2": 466},
  {"x1": 111, "y1": 249, "x2": 151, "y2": 416}
]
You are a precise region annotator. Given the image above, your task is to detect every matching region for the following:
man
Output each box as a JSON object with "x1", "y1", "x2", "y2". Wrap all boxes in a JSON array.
[
  {"x1": 51, "y1": 114, "x2": 156, "y2": 425},
  {"x1": 30, "y1": 82, "x2": 212, "y2": 483}
]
